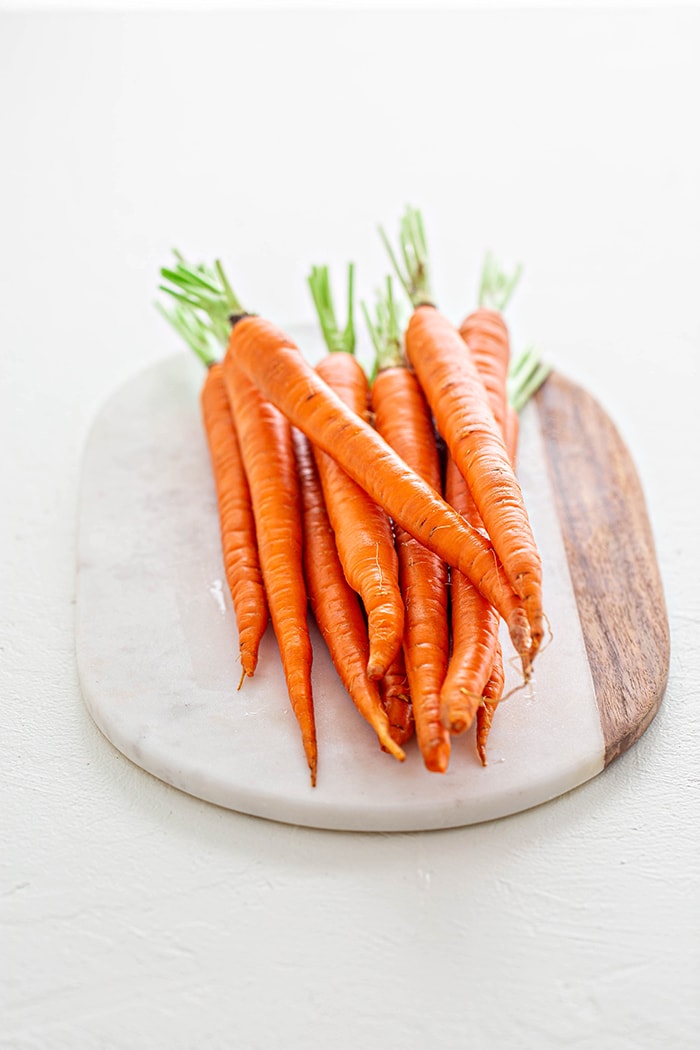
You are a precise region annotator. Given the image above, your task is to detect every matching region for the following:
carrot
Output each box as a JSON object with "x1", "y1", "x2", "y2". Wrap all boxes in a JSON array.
[
  {"x1": 476, "y1": 640, "x2": 505, "y2": 766},
  {"x1": 475, "y1": 344, "x2": 552, "y2": 760},
  {"x1": 365, "y1": 277, "x2": 451, "y2": 773},
  {"x1": 439, "y1": 255, "x2": 523, "y2": 733},
  {"x1": 381, "y1": 206, "x2": 544, "y2": 669},
  {"x1": 440, "y1": 455, "x2": 502, "y2": 734},
  {"x1": 292, "y1": 426, "x2": 404, "y2": 761},
  {"x1": 159, "y1": 258, "x2": 318, "y2": 785},
  {"x1": 379, "y1": 648, "x2": 414, "y2": 748},
  {"x1": 156, "y1": 287, "x2": 268, "y2": 682},
  {"x1": 223, "y1": 313, "x2": 532, "y2": 669},
  {"x1": 307, "y1": 264, "x2": 404, "y2": 680}
]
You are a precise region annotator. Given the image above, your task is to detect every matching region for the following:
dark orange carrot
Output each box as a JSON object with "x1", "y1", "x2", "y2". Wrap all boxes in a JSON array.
[
  {"x1": 379, "y1": 648, "x2": 414, "y2": 748},
  {"x1": 223, "y1": 354, "x2": 317, "y2": 783},
  {"x1": 156, "y1": 292, "x2": 268, "y2": 682},
  {"x1": 475, "y1": 343, "x2": 552, "y2": 760},
  {"x1": 476, "y1": 639, "x2": 505, "y2": 766},
  {"x1": 365, "y1": 278, "x2": 450, "y2": 773},
  {"x1": 225, "y1": 314, "x2": 532, "y2": 670},
  {"x1": 439, "y1": 256, "x2": 523, "y2": 733},
  {"x1": 440, "y1": 455, "x2": 501, "y2": 734},
  {"x1": 292, "y1": 427, "x2": 404, "y2": 761},
  {"x1": 381, "y1": 207, "x2": 543, "y2": 668},
  {"x1": 459, "y1": 252, "x2": 522, "y2": 437},
  {"x1": 200, "y1": 365, "x2": 268, "y2": 679},
  {"x1": 159, "y1": 258, "x2": 317, "y2": 785},
  {"x1": 308, "y1": 265, "x2": 404, "y2": 680}
]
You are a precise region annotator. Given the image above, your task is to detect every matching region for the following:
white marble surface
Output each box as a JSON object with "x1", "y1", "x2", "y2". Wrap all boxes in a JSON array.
[
  {"x1": 75, "y1": 338, "x2": 603, "y2": 831},
  {"x1": 2, "y1": 7, "x2": 699, "y2": 1049}
]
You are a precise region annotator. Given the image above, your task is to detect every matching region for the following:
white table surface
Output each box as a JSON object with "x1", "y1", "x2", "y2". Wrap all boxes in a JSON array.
[{"x1": 2, "y1": 6, "x2": 698, "y2": 1048}]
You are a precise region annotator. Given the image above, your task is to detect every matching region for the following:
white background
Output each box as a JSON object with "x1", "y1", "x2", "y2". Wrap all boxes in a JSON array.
[{"x1": 2, "y1": 5, "x2": 699, "y2": 1048}]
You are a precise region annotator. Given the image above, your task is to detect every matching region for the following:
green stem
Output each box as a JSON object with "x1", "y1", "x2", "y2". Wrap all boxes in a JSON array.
[
  {"x1": 307, "y1": 263, "x2": 356, "y2": 355},
  {"x1": 157, "y1": 252, "x2": 247, "y2": 356},
  {"x1": 507, "y1": 345, "x2": 551, "y2": 412},
  {"x1": 478, "y1": 252, "x2": 523, "y2": 313},
  {"x1": 154, "y1": 299, "x2": 218, "y2": 368},
  {"x1": 362, "y1": 275, "x2": 406, "y2": 380},
  {"x1": 379, "y1": 205, "x2": 434, "y2": 308}
]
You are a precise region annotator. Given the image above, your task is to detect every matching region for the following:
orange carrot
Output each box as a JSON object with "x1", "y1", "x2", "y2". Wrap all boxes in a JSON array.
[
  {"x1": 200, "y1": 365, "x2": 268, "y2": 679},
  {"x1": 379, "y1": 648, "x2": 414, "y2": 748},
  {"x1": 439, "y1": 255, "x2": 523, "y2": 733},
  {"x1": 365, "y1": 278, "x2": 451, "y2": 773},
  {"x1": 159, "y1": 258, "x2": 317, "y2": 785},
  {"x1": 476, "y1": 639, "x2": 505, "y2": 766},
  {"x1": 475, "y1": 343, "x2": 552, "y2": 760},
  {"x1": 225, "y1": 313, "x2": 532, "y2": 670},
  {"x1": 292, "y1": 427, "x2": 404, "y2": 761},
  {"x1": 308, "y1": 265, "x2": 404, "y2": 680},
  {"x1": 459, "y1": 252, "x2": 522, "y2": 437},
  {"x1": 440, "y1": 455, "x2": 501, "y2": 734},
  {"x1": 223, "y1": 354, "x2": 317, "y2": 783},
  {"x1": 156, "y1": 292, "x2": 268, "y2": 682},
  {"x1": 381, "y1": 207, "x2": 544, "y2": 668}
]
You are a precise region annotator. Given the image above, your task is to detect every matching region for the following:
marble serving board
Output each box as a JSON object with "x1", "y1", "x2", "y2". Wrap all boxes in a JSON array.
[{"x1": 75, "y1": 328, "x2": 669, "y2": 832}]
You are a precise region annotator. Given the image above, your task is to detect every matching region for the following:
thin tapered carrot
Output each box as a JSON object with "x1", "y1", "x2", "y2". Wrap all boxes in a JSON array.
[
  {"x1": 379, "y1": 648, "x2": 414, "y2": 748},
  {"x1": 292, "y1": 427, "x2": 405, "y2": 761},
  {"x1": 201, "y1": 365, "x2": 269, "y2": 679},
  {"x1": 381, "y1": 207, "x2": 544, "y2": 667},
  {"x1": 159, "y1": 258, "x2": 317, "y2": 785},
  {"x1": 224, "y1": 313, "x2": 532, "y2": 671},
  {"x1": 365, "y1": 277, "x2": 451, "y2": 773},
  {"x1": 440, "y1": 455, "x2": 501, "y2": 734},
  {"x1": 308, "y1": 264, "x2": 404, "y2": 680},
  {"x1": 459, "y1": 251, "x2": 522, "y2": 437},
  {"x1": 224, "y1": 355, "x2": 317, "y2": 782},
  {"x1": 475, "y1": 344, "x2": 552, "y2": 760},
  {"x1": 156, "y1": 291, "x2": 268, "y2": 682},
  {"x1": 439, "y1": 256, "x2": 523, "y2": 733},
  {"x1": 476, "y1": 639, "x2": 505, "y2": 766}
]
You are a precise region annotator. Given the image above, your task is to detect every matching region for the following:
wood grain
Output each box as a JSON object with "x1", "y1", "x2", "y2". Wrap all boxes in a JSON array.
[{"x1": 535, "y1": 371, "x2": 669, "y2": 764}]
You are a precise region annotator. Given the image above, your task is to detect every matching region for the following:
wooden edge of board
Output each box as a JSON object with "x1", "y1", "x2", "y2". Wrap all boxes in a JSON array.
[{"x1": 534, "y1": 371, "x2": 670, "y2": 766}]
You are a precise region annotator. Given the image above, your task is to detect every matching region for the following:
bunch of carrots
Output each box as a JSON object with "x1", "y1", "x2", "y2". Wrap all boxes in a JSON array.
[{"x1": 157, "y1": 207, "x2": 550, "y2": 785}]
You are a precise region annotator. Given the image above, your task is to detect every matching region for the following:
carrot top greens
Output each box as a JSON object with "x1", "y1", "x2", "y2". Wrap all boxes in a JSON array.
[
  {"x1": 362, "y1": 276, "x2": 406, "y2": 376},
  {"x1": 307, "y1": 263, "x2": 356, "y2": 355},
  {"x1": 508, "y1": 346, "x2": 551, "y2": 412},
  {"x1": 158, "y1": 252, "x2": 245, "y2": 359},
  {"x1": 379, "y1": 205, "x2": 433, "y2": 309},
  {"x1": 156, "y1": 296, "x2": 219, "y2": 369},
  {"x1": 478, "y1": 252, "x2": 523, "y2": 313}
]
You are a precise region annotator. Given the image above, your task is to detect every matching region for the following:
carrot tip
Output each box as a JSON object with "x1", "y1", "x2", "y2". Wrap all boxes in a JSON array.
[
  {"x1": 381, "y1": 738, "x2": 406, "y2": 762},
  {"x1": 423, "y1": 742, "x2": 450, "y2": 774}
]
